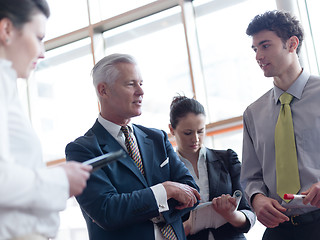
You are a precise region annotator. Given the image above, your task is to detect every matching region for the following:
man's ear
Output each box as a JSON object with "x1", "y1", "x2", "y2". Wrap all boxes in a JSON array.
[
  {"x1": 169, "y1": 124, "x2": 175, "y2": 136},
  {"x1": 288, "y1": 36, "x2": 299, "y2": 52},
  {"x1": 0, "y1": 18, "x2": 14, "y2": 45},
  {"x1": 97, "y1": 82, "x2": 108, "y2": 98}
]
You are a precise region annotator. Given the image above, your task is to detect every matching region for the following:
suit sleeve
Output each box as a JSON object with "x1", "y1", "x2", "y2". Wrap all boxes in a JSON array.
[
  {"x1": 227, "y1": 149, "x2": 256, "y2": 233},
  {"x1": 160, "y1": 130, "x2": 200, "y2": 224},
  {"x1": 65, "y1": 128, "x2": 199, "y2": 230},
  {"x1": 66, "y1": 139, "x2": 160, "y2": 230}
]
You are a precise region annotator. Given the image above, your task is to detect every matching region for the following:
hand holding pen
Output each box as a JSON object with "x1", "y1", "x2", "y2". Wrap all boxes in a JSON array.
[{"x1": 284, "y1": 182, "x2": 320, "y2": 208}]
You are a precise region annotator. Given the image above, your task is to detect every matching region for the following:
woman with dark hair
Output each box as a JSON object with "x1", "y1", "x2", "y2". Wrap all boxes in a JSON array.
[
  {"x1": 169, "y1": 95, "x2": 255, "y2": 240},
  {"x1": 0, "y1": 1, "x2": 91, "y2": 239}
]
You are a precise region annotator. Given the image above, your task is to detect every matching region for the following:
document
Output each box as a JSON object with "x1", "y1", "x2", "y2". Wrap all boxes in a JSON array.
[{"x1": 189, "y1": 190, "x2": 242, "y2": 235}]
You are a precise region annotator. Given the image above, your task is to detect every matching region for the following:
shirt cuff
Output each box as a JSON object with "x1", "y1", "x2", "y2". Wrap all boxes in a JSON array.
[{"x1": 150, "y1": 183, "x2": 169, "y2": 212}]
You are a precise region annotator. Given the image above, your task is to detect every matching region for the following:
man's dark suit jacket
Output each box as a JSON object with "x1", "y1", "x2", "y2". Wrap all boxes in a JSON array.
[
  {"x1": 187, "y1": 148, "x2": 255, "y2": 240},
  {"x1": 65, "y1": 120, "x2": 199, "y2": 240}
]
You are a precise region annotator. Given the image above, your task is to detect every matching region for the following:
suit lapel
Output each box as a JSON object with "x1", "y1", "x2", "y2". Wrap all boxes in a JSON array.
[
  {"x1": 92, "y1": 121, "x2": 148, "y2": 187},
  {"x1": 206, "y1": 148, "x2": 222, "y2": 200},
  {"x1": 133, "y1": 125, "x2": 154, "y2": 186}
]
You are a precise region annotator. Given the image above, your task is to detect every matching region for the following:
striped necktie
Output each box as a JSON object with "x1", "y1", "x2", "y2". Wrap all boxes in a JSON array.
[
  {"x1": 158, "y1": 223, "x2": 178, "y2": 240},
  {"x1": 121, "y1": 126, "x2": 177, "y2": 240},
  {"x1": 275, "y1": 92, "x2": 300, "y2": 202},
  {"x1": 121, "y1": 126, "x2": 144, "y2": 175}
]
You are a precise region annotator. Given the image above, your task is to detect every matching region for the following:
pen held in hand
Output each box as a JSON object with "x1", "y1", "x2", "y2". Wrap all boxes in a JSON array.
[{"x1": 283, "y1": 194, "x2": 306, "y2": 200}]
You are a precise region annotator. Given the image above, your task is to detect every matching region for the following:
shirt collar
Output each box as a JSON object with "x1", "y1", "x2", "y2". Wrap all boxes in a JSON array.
[
  {"x1": 177, "y1": 145, "x2": 206, "y2": 162},
  {"x1": 273, "y1": 69, "x2": 310, "y2": 104},
  {"x1": 199, "y1": 145, "x2": 207, "y2": 160},
  {"x1": 97, "y1": 114, "x2": 134, "y2": 138}
]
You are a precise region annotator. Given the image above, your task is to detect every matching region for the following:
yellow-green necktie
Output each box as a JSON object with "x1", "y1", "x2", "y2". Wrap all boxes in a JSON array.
[{"x1": 275, "y1": 92, "x2": 300, "y2": 202}]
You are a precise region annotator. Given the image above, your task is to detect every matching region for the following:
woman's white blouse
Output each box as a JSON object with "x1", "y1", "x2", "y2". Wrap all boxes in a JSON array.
[{"x1": 0, "y1": 59, "x2": 69, "y2": 239}]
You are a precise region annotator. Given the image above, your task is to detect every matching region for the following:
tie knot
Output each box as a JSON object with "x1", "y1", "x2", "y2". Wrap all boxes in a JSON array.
[
  {"x1": 121, "y1": 126, "x2": 130, "y2": 137},
  {"x1": 279, "y1": 92, "x2": 293, "y2": 105}
]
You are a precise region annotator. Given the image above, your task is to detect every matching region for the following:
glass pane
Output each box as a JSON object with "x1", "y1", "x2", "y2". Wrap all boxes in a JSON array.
[
  {"x1": 45, "y1": 0, "x2": 89, "y2": 40},
  {"x1": 90, "y1": 0, "x2": 155, "y2": 23},
  {"x1": 306, "y1": 0, "x2": 320, "y2": 74},
  {"x1": 195, "y1": 0, "x2": 276, "y2": 123},
  {"x1": 208, "y1": 130, "x2": 243, "y2": 160},
  {"x1": 30, "y1": 38, "x2": 98, "y2": 162},
  {"x1": 103, "y1": 7, "x2": 193, "y2": 131}
]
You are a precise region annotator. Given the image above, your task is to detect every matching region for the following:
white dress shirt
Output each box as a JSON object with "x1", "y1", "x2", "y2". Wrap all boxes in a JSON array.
[
  {"x1": 178, "y1": 146, "x2": 215, "y2": 240},
  {"x1": 0, "y1": 59, "x2": 69, "y2": 239},
  {"x1": 97, "y1": 115, "x2": 169, "y2": 240},
  {"x1": 241, "y1": 70, "x2": 320, "y2": 216}
]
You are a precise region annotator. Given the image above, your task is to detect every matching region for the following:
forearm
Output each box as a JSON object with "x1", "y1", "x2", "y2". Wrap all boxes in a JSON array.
[
  {"x1": 78, "y1": 186, "x2": 160, "y2": 230},
  {"x1": 224, "y1": 210, "x2": 247, "y2": 228},
  {"x1": 0, "y1": 163, "x2": 68, "y2": 211}
]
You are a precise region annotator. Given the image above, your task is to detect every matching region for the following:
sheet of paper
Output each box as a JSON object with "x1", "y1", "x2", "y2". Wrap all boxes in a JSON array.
[{"x1": 189, "y1": 190, "x2": 242, "y2": 235}]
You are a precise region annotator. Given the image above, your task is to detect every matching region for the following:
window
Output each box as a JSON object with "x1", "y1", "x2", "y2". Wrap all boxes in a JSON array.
[
  {"x1": 30, "y1": 38, "x2": 98, "y2": 162},
  {"x1": 304, "y1": 0, "x2": 320, "y2": 75},
  {"x1": 90, "y1": 0, "x2": 155, "y2": 23},
  {"x1": 195, "y1": 0, "x2": 276, "y2": 123},
  {"x1": 103, "y1": 7, "x2": 193, "y2": 131},
  {"x1": 46, "y1": 0, "x2": 89, "y2": 39}
]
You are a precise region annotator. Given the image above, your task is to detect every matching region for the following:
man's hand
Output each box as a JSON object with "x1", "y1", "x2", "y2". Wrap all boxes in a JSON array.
[
  {"x1": 60, "y1": 161, "x2": 92, "y2": 197},
  {"x1": 252, "y1": 193, "x2": 289, "y2": 228},
  {"x1": 301, "y1": 182, "x2": 320, "y2": 207},
  {"x1": 162, "y1": 181, "x2": 200, "y2": 210}
]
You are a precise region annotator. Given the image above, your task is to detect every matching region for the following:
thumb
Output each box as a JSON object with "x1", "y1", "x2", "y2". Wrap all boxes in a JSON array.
[{"x1": 273, "y1": 199, "x2": 287, "y2": 213}]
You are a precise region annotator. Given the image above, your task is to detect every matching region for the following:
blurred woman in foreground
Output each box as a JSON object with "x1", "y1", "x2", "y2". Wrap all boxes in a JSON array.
[{"x1": 0, "y1": 1, "x2": 91, "y2": 239}]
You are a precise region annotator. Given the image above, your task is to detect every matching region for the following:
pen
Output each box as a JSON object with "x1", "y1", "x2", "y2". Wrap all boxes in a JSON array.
[{"x1": 283, "y1": 194, "x2": 306, "y2": 200}]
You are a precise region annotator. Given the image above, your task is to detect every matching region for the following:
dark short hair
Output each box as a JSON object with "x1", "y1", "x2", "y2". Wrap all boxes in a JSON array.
[
  {"x1": 170, "y1": 95, "x2": 206, "y2": 129},
  {"x1": 0, "y1": 0, "x2": 50, "y2": 29},
  {"x1": 246, "y1": 10, "x2": 304, "y2": 54}
]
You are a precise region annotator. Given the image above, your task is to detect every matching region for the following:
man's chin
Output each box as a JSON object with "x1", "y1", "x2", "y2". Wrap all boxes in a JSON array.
[
  {"x1": 263, "y1": 71, "x2": 274, "y2": 78},
  {"x1": 131, "y1": 111, "x2": 142, "y2": 118}
]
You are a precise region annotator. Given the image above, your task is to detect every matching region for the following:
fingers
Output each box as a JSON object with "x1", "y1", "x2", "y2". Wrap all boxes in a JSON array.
[
  {"x1": 82, "y1": 163, "x2": 93, "y2": 172},
  {"x1": 192, "y1": 187, "x2": 201, "y2": 200},
  {"x1": 61, "y1": 161, "x2": 92, "y2": 197},
  {"x1": 302, "y1": 183, "x2": 320, "y2": 207},
  {"x1": 162, "y1": 181, "x2": 200, "y2": 210},
  {"x1": 213, "y1": 194, "x2": 236, "y2": 205},
  {"x1": 175, "y1": 186, "x2": 198, "y2": 210},
  {"x1": 258, "y1": 201, "x2": 288, "y2": 228},
  {"x1": 212, "y1": 194, "x2": 237, "y2": 217},
  {"x1": 258, "y1": 210, "x2": 282, "y2": 228},
  {"x1": 252, "y1": 194, "x2": 289, "y2": 228}
]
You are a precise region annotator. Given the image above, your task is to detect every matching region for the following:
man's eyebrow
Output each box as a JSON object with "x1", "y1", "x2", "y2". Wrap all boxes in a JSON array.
[{"x1": 252, "y1": 39, "x2": 271, "y2": 49}]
